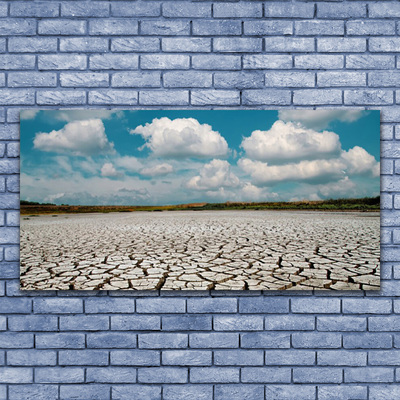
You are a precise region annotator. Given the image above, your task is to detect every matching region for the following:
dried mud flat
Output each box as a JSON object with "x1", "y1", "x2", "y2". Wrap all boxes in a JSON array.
[{"x1": 20, "y1": 210, "x2": 380, "y2": 291}]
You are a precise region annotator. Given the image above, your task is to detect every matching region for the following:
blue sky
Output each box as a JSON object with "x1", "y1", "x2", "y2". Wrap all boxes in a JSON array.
[{"x1": 20, "y1": 109, "x2": 380, "y2": 206}]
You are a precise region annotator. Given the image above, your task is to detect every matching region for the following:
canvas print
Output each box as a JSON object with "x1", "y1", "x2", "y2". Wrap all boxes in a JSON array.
[{"x1": 20, "y1": 110, "x2": 380, "y2": 290}]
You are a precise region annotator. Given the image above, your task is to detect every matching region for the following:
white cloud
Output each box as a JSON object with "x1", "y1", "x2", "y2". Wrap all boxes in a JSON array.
[
  {"x1": 131, "y1": 117, "x2": 229, "y2": 158},
  {"x1": 114, "y1": 156, "x2": 143, "y2": 172},
  {"x1": 33, "y1": 119, "x2": 115, "y2": 157},
  {"x1": 140, "y1": 163, "x2": 173, "y2": 177},
  {"x1": 101, "y1": 162, "x2": 120, "y2": 177},
  {"x1": 238, "y1": 157, "x2": 346, "y2": 185},
  {"x1": 341, "y1": 146, "x2": 380, "y2": 177},
  {"x1": 186, "y1": 159, "x2": 240, "y2": 190},
  {"x1": 278, "y1": 110, "x2": 364, "y2": 130},
  {"x1": 241, "y1": 120, "x2": 341, "y2": 163},
  {"x1": 317, "y1": 176, "x2": 357, "y2": 198},
  {"x1": 20, "y1": 110, "x2": 40, "y2": 120}
]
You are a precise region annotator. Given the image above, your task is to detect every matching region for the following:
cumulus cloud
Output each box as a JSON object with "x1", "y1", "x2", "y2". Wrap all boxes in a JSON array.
[
  {"x1": 238, "y1": 158, "x2": 346, "y2": 186},
  {"x1": 20, "y1": 110, "x2": 40, "y2": 120},
  {"x1": 317, "y1": 176, "x2": 357, "y2": 198},
  {"x1": 241, "y1": 120, "x2": 341, "y2": 163},
  {"x1": 140, "y1": 163, "x2": 174, "y2": 177},
  {"x1": 186, "y1": 159, "x2": 239, "y2": 190},
  {"x1": 33, "y1": 119, "x2": 115, "y2": 157},
  {"x1": 114, "y1": 156, "x2": 143, "y2": 172},
  {"x1": 278, "y1": 110, "x2": 364, "y2": 130},
  {"x1": 341, "y1": 146, "x2": 380, "y2": 177},
  {"x1": 131, "y1": 117, "x2": 229, "y2": 158},
  {"x1": 101, "y1": 163, "x2": 120, "y2": 178}
]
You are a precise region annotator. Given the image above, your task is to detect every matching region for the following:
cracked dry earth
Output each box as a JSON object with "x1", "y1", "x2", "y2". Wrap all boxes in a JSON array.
[{"x1": 20, "y1": 210, "x2": 380, "y2": 291}]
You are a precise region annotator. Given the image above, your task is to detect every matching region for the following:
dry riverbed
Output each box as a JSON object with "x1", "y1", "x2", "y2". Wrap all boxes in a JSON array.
[{"x1": 20, "y1": 210, "x2": 380, "y2": 290}]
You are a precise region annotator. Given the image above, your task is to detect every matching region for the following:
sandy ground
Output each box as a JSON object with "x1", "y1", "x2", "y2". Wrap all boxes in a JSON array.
[{"x1": 20, "y1": 210, "x2": 380, "y2": 291}]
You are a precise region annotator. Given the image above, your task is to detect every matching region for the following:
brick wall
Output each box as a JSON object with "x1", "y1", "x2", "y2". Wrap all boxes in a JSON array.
[{"x1": 1, "y1": 0, "x2": 399, "y2": 399}]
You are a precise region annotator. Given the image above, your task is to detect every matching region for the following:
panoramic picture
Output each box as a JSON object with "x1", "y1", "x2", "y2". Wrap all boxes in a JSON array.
[{"x1": 20, "y1": 110, "x2": 380, "y2": 290}]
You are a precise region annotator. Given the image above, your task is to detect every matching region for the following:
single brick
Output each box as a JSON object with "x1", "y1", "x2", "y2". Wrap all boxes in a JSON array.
[
  {"x1": 214, "y1": 38, "x2": 262, "y2": 53},
  {"x1": 191, "y1": 90, "x2": 240, "y2": 106},
  {"x1": 138, "y1": 367, "x2": 187, "y2": 383},
  {"x1": 369, "y1": 2, "x2": 400, "y2": 18},
  {"x1": 193, "y1": 20, "x2": 241, "y2": 36},
  {"x1": 139, "y1": 90, "x2": 188, "y2": 105},
  {"x1": 0, "y1": 160, "x2": 19, "y2": 174},
  {"x1": 11, "y1": 2, "x2": 59, "y2": 17},
  {"x1": 162, "y1": 38, "x2": 211, "y2": 53},
  {"x1": 85, "y1": 298, "x2": 135, "y2": 313},
  {"x1": 318, "y1": 38, "x2": 366, "y2": 53},
  {"x1": 163, "y1": 385, "x2": 212, "y2": 400},
  {"x1": 344, "y1": 90, "x2": 393, "y2": 105},
  {"x1": 86, "y1": 367, "x2": 137, "y2": 383},
  {"x1": 381, "y1": 229, "x2": 392, "y2": 245},
  {"x1": 140, "y1": 55, "x2": 189, "y2": 70},
  {"x1": 9, "y1": 37, "x2": 57, "y2": 53},
  {"x1": 241, "y1": 332, "x2": 290, "y2": 349},
  {"x1": 244, "y1": 21, "x2": 292, "y2": 36},
  {"x1": 112, "y1": 2, "x2": 160, "y2": 17},
  {"x1": 369, "y1": 316, "x2": 400, "y2": 331},
  {"x1": 0, "y1": 333, "x2": 33, "y2": 348},
  {"x1": 0, "y1": 55, "x2": 35, "y2": 70},
  {"x1": 59, "y1": 315, "x2": 109, "y2": 330},
  {"x1": 111, "y1": 315, "x2": 160, "y2": 330},
  {"x1": 110, "y1": 350, "x2": 160, "y2": 366},
  {"x1": 38, "y1": 55, "x2": 87, "y2": 70},
  {"x1": 0, "y1": 19, "x2": 36, "y2": 36},
  {"x1": 37, "y1": 90, "x2": 86, "y2": 105},
  {"x1": 242, "y1": 89, "x2": 291, "y2": 105},
  {"x1": 163, "y1": 2, "x2": 210, "y2": 18},
  {"x1": 190, "y1": 367, "x2": 239, "y2": 383},
  {"x1": 318, "y1": 71, "x2": 366, "y2": 87},
  {"x1": 89, "y1": 19, "x2": 138, "y2": 35},
  {"x1": 292, "y1": 333, "x2": 341, "y2": 349},
  {"x1": 162, "y1": 315, "x2": 211, "y2": 331},
  {"x1": 264, "y1": 37, "x2": 314, "y2": 52},
  {"x1": 60, "y1": 73, "x2": 109, "y2": 88},
  {"x1": 90, "y1": 54, "x2": 138, "y2": 70},
  {"x1": 347, "y1": 20, "x2": 395, "y2": 36},
  {"x1": 9, "y1": 385, "x2": 58, "y2": 400},
  {"x1": 294, "y1": 89, "x2": 342, "y2": 105},
  {"x1": 265, "y1": 386, "x2": 315, "y2": 400},
  {"x1": 112, "y1": 385, "x2": 161, "y2": 400},
  {"x1": 213, "y1": 3, "x2": 262, "y2": 18},
  {"x1": 295, "y1": 55, "x2": 344, "y2": 69},
  {"x1": 189, "y1": 333, "x2": 239, "y2": 348},
  {"x1": 265, "y1": 350, "x2": 315, "y2": 365},
  {"x1": 318, "y1": 385, "x2": 367, "y2": 400},
  {"x1": 8, "y1": 315, "x2": 57, "y2": 331},
  {"x1": 60, "y1": 38, "x2": 108, "y2": 53},
  {"x1": 381, "y1": 193, "x2": 393, "y2": 209},
  {"x1": 163, "y1": 71, "x2": 211, "y2": 88},
  {"x1": 264, "y1": 2, "x2": 314, "y2": 18},
  {"x1": 89, "y1": 90, "x2": 138, "y2": 105},
  {"x1": 62, "y1": 2, "x2": 110, "y2": 17},
  {"x1": 111, "y1": 38, "x2": 160, "y2": 52},
  {"x1": 343, "y1": 299, "x2": 391, "y2": 314},
  {"x1": 214, "y1": 350, "x2": 263, "y2": 366},
  {"x1": 265, "y1": 72, "x2": 315, "y2": 88},
  {"x1": 140, "y1": 21, "x2": 189, "y2": 36},
  {"x1": 0, "y1": 297, "x2": 31, "y2": 313},
  {"x1": 264, "y1": 315, "x2": 314, "y2": 331},
  {"x1": 239, "y1": 297, "x2": 288, "y2": 313},
  {"x1": 192, "y1": 55, "x2": 241, "y2": 70},
  {"x1": 35, "y1": 367, "x2": 84, "y2": 383},
  {"x1": 139, "y1": 333, "x2": 188, "y2": 349},
  {"x1": 8, "y1": 72, "x2": 57, "y2": 88},
  {"x1": 5, "y1": 246, "x2": 19, "y2": 261},
  {"x1": 87, "y1": 332, "x2": 137, "y2": 348},
  {"x1": 295, "y1": 20, "x2": 344, "y2": 36},
  {"x1": 242, "y1": 367, "x2": 291, "y2": 383},
  {"x1": 59, "y1": 350, "x2": 109, "y2": 366},
  {"x1": 318, "y1": 350, "x2": 366, "y2": 366},
  {"x1": 317, "y1": 3, "x2": 366, "y2": 18},
  {"x1": 7, "y1": 349, "x2": 56, "y2": 366},
  {"x1": 345, "y1": 367, "x2": 394, "y2": 383},
  {"x1": 60, "y1": 385, "x2": 110, "y2": 400},
  {"x1": 343, "y1": 333, "x2": 392, "y2": 349},
  {"x1": 0, "y1": 226, "x2": 19, "y2": 243},
  {"x1": 162, "y1": 350, "x2": 211, "y2": 366},
  {"x1": 0, "y1": 367, "x2": 32, "y2": 383},
  {"x1": 369, "y1": 350, "x2": 400, "y2": 366},
  {"x1": 214, "y1": 385, "x2": 264, "y2": 400},
  {"x1": 317, "y1": 316, "x2": 366, "y2": 331},
  {"x1": 346, "y1": 55, "x2": 395, "y2": 69},
  {"x1": 39, "y1": 20, "x2": 86, "y2": 35},
  {"x1": 214, "y1": 315, "x2": 263, "y2": 331},
  {"x1": 293, "y1": 367, "x2": 342, "y2": 383},
  {"x1": 369, "y1": 71, "x2": 400, "y2": 87},
  {"x1": 370, "y1": 38, "x2": 400, "y2": 53}
]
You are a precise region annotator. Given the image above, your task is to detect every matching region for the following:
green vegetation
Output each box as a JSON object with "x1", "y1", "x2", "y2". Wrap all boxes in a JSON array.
[{"x1": 20, "y1": 196, "x2": 380, "y2": 215}]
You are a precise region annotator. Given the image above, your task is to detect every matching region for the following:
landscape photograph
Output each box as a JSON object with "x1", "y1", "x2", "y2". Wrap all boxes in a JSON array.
[{"x1": 20, "y1": 109, "x2": 380, "y2": 290}]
